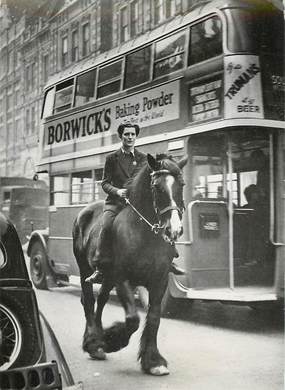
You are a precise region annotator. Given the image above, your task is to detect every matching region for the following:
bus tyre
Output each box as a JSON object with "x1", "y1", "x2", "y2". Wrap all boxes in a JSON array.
[
  {"x1": 30, "y1": 241, "x2": 49, "y2": 290},
  {"x1": 0, "y1": 294, "x2": 38, "y2": 370}
]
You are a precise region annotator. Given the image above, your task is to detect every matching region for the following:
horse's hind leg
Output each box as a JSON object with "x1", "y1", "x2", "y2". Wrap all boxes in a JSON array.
[
  {"x1": 103, "y1": 280, "x2": 140, "y2": 353},
  {"x1": 139, "y1": 283, "x2": 169, "y2": 376}
]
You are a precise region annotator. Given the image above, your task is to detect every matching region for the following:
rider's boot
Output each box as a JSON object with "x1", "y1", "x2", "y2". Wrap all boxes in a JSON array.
[
  {"x1": 85, "y1": 229, "x2": 109, "y2": 284},
  {"x1": 170, "y1": 245, "x2": 185, "y2": 275}
]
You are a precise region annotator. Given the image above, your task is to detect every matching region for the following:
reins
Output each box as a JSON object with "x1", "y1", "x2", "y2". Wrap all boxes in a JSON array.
[{"x1": 125, "y1": 198, "x2": 164, "y2": 234}]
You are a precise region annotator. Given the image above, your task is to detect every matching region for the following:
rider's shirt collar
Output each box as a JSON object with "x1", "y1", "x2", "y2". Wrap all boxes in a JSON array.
[{"x1": 121, "y1": 147, "x2": 135, "y2": 157}]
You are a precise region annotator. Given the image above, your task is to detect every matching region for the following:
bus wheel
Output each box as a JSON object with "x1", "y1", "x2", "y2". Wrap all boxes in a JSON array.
[
  {"x1": 0, "y1": 295, "x2": 38, "y2": 370},
  {"x1": 30, "y1": 241, "x2": 49, "y2": 290}
]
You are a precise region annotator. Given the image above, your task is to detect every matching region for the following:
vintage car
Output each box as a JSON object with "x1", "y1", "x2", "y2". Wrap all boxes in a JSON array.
[{"x1": 0, "y1": 212, "x2": 82, "y2": 389}]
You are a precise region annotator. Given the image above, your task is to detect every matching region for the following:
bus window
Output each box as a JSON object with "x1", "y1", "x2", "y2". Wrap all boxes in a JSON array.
[
  {"x1": 75, "y1": 69, "x2": 96, "y2": 107},
  {"x1": 97, "y1": 60, "x2": 122, "y2": 99},
  {"x1": 189, "y1": 16, "x2": 222, "y2": 65},
  {"x1": 94, "y1": 168, "x2": 104, "y2": 200},
  {"x1": 42, "y1": 88, "x2": 55, "y2": 118},
  {"x1": 54, "y1": 79, "x2": 74, "y2": 113},
  {"x1": 154, "y1": 30, "x2": 186, "y2": 78},
  {"x1": 124, "y1": 46, "x2": 151, "y2": 89},
  {"x1": 190, "y1": 134, "x2": 227, "y2": 200},
  {"x1": 71, "y1": 171, "x2": 93, "y2": 204},
  {"x1": 50, "y1": 175, "x2": 70, "y2": 206},
  {"x1": 225, "y1": 9, "x2": 283, "y2": 55}
]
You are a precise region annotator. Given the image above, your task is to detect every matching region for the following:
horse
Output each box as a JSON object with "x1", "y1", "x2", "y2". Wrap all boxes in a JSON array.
[{"x1": 72, "y1": 153, "x2": 188, "y2": 376}]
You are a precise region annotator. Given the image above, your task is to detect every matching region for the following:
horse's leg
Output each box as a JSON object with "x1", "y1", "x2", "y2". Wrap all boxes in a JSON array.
[
  {"x1": 94, "y1": 277, "x2": 114, "y2": 330},
  {"x1": 79, "y1": 263, "x2": 106, "y2": 360},
  {"x1": 103, "y1": 280, "x2": 140, "y2": 353},
  {"x1": 139, "y1": 279, "x2": 169, "y2": 376}
]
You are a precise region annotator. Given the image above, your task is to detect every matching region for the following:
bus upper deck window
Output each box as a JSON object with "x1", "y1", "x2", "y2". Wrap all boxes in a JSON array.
[
  {"x1": 42, "y1": 88, "x2": 55, "y2": 118},
  {"x1": 97, "y1": 60, "x2": 122, "y2": 99},
  {"x1": 54, "y1": 79, "x2": 74, "y2": 113},
  {"x1": 75, "y1": 69, "x2": 96, "y2": 107},
  {"x1": 124, "y1": 46, "x2": 151, "y2": 89},
  {"x1": 225, "y1": 9, "x2": 283, "y2": 55},
  {"x1": 154, "y1": 30, "x2": 186, "y2": 78},
  {"x1": 189, "y1": 16, "x2": 222, "y2": 65}
]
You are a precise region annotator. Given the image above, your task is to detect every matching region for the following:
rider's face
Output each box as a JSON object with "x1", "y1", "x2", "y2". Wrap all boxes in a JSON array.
[{"x1": 121, "y1": 127, "x2": 137, "y2": 150}]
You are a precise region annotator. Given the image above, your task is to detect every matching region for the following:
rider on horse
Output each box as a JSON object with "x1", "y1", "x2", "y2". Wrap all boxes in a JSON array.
[{"x1": 86, "y1": 122, "x2": 184, "y2": 283}]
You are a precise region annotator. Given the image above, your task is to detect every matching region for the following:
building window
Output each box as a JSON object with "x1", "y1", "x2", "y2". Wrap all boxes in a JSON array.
[
  {"x1": 31, "y1": 63, "x2": 36, "y2": 90},
  {"x1": 154, "y1": 0, "x2": 163, "y2": 24},
  {"x1": 120, "y1": 6, "x2": 129, "y2": 43},
  {"x1": 15, "y1": 119, "x2": 21, "y2": 143},
  {"x1": 31, "y1": 106, "x2": 36, "y2": 133},
  {"x1": 130, "y1": 0, "x2": 140, "y2": 37},
  {"x1": 25, "y1": 65, "x2": 31, "y2": 91},
  {"x1": 25, "y1": 108, "x2": 30, "y2": 135},
  {"x1": 71, "y1": 30, "x2": 79, "y2": 62},
  {"x1": 165, "y1": 0, "x2": 176, "y2": 18},
  {"x1": 15, "y1": 88, "x2": 21, "y2": 107},
  {"x1": 7, "y1": 94, "x2": 13, "y2": 112},
  {"x1": 62, "y1": 36, "x2": 68, "y2": 67},
  {"x1": 42, "y1": 54, "x2": 49, "y2": 83},
  {"x1": 7, "y1": 51, "x2": 13, "y2": 73},
  {"x1": 82, "y1": 24, "x2": 90, "y2": 57}
]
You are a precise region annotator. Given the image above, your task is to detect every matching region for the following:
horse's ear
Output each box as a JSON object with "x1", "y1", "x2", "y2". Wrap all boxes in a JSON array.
[
  {"x1": 147, "y1": 154, "x2": 157, "y2": 171},
  {"x1": 177, "y1": 155, "x2": 188, "y2": 169}
]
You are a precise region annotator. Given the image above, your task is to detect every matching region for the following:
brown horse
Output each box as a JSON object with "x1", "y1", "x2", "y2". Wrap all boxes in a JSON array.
[{"x1": 72, "y1": 153, "x2": 187, "y2": 375}]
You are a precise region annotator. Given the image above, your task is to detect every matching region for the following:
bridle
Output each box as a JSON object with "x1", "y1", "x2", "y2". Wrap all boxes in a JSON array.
[
  {"x1": 150, "y1": 169, "x2": 184, "y2": 219},
  {"x1": 125, "y1": 168, "x2": 184, "y2": 237}
]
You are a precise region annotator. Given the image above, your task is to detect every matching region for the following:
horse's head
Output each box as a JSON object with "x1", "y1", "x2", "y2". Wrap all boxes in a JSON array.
[{"x1": 147, "y1": 153, "x2": 188, "y2": 243}]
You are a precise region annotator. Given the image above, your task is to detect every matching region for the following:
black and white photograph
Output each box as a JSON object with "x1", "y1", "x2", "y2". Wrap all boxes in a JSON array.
[{"x1": 0, "y1": 1, "x2": 284, "y2": 389}]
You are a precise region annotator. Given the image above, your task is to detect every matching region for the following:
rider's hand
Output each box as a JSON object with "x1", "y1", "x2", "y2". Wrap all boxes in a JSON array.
[{"x1": 117, "y1": 189, "x2": 128, "y2": 198}]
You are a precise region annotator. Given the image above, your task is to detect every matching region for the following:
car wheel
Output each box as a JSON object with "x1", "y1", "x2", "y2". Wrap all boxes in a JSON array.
[
  {"x1": 0, "y1": 295, "x2": 38, "y2": 370},
  {"x1": 30, "y1": 241, "x2": 49, "y2": 290}
]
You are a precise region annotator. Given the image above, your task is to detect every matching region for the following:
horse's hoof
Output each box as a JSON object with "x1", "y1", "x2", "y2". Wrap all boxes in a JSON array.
[
  {"x1": 90, "y1": 347, "x2": 106, "y2": 360},
  {"x1": 149, "y1": 365, "x2": 170, "y2": 376}
]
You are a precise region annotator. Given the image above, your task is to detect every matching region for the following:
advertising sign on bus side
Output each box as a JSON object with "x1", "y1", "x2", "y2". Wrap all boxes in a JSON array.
[{"x1": 44, "y1": 80, "x2": 179, "y2": 150}]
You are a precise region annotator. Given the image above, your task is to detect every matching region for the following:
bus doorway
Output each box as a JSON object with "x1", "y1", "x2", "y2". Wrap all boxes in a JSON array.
[{"x1": 186, "y1": 128, "x2": 275, "y2": 291}]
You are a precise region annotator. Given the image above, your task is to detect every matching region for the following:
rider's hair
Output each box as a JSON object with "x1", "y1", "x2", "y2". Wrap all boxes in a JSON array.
[{"x1": 117, "y1": 123, "x2": 140, "y2": 138}]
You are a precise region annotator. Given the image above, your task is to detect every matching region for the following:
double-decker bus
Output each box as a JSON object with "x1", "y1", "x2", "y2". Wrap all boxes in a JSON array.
[
  {"x1": 28, "y1": 0, "x2": 284, "y2": 312},
  {"x1": 0, "y1": 177, "x2": 48, "y2": 244}
]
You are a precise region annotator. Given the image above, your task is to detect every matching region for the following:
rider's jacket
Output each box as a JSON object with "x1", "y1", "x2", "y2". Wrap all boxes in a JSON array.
[{"x1": 102, "y1": 148, "x2": 146, "y2": 206}]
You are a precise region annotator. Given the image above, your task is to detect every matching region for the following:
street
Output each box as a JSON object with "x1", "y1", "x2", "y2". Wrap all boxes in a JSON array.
[{"x1": 35, "y1": 285, "x2": 283, "y2": 390}]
